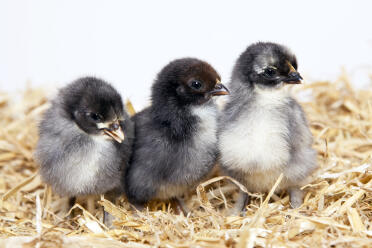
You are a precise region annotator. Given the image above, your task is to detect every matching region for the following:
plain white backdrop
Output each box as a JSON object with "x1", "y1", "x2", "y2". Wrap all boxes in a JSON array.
[{"x1": 0, "y1": 0, "x2": 371, "y2": 109}]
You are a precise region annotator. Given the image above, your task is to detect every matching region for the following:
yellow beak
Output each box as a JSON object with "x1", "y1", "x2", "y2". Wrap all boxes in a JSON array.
[{"x1": 103, "y1": 121, "x2": 125, "y2": 143}]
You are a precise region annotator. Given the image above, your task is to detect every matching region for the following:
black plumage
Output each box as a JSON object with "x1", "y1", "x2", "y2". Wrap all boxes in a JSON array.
[
  {"x1": 35, "y1": 77, "x2": 134, "y2": 214},
  {"x1": 218, "y1": 42, "x2": 317, "y2": 213},
  {"x1": 125, "y1": 58, "x2": 229, "y2": 210}
]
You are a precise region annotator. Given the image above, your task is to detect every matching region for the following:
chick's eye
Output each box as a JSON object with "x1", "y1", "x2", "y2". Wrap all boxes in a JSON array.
[
  {"x1": 88, "y1": 113, "x2": 101, "y2": 122},
  {"x1": 190, "y1": 80, "x2": 202, "y2": 90},
  {"x1": 264, "y1": 67, "x2": 277, "y2": 77}
]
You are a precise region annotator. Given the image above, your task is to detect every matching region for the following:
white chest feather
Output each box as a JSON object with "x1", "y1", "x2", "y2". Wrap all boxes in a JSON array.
[
  {"x1": 219, "y1": 88, "x2": 291, "y2": 172},
  {"x1": 64, "y1": 136, "x2": 113, "y2": 194},
  {"x1": 191, "y1": 104, "x2": 218, "y2": 148}
]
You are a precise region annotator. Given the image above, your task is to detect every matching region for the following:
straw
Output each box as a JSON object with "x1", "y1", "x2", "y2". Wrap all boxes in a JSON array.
[{"x1": 0, "y1": 75, "x2": 371, "y2": 247}]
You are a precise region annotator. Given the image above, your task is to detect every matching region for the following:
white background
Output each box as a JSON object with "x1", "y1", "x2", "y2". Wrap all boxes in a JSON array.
[{"x1": 0, "y1": 0, "x2": 371, "y2": 109}]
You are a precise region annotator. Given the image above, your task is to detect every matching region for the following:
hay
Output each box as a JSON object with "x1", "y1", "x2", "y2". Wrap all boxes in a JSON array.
[{"x1": 0, "y1": 74, "x2": 371, "y2": 247}]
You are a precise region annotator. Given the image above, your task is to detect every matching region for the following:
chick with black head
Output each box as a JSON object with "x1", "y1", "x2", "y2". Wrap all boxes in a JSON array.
[
  {"x1": 125, "y1": 58, "x2": 229, "y2": 212},
  {"x1": 218, "y1": 42, "x2": 317, "y2": 213},
  {"x1": 35, "y1": 77, "x2": 134, "y2": 223}
]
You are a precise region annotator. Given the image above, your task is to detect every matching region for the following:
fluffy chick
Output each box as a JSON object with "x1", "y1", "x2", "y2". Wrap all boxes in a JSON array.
[
  {"x1": 125, "y1": 58, "x2": 229, "y2": 211},
  {"x1": 218, "y1": 42, "x2": 317, "y2": 212},
  {"x1": 35, "y1": 77, "x2": 134, "y2": 215}
]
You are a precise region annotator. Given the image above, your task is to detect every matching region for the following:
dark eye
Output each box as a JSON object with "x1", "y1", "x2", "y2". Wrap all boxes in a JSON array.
[
  {"x1": 264, "y1": 67, "x2": 277, "y2": 77},
  {"x1": 190, "y1": 80, "x2": 202, "y2": 90},
  {"x1": 87, "y1": 112, "x2": 102, "y2": 122}
]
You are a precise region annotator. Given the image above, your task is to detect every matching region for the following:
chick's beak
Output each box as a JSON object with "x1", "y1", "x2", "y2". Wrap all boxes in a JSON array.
[
  {"x1": 103, "y1": 121, "x2": 125, "y2": 143},
  {"x1": 284, "y1": 71, "x2": 303, "y2": 84},
  {"x1": 284, "y1": 61, "x2": 303, "y2": 84},
  {"x1": 209, "y1": 83, "x2": 230, "y2": 96}
]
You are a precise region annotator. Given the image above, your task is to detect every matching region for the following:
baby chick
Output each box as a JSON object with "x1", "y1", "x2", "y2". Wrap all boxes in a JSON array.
[
  {"x1": 218, "y1": 42, "x2": 317, "y2": 212},
  {"x1": 125, "y1": 58, "x2": 229, "y2": 212},
  {"x1": 35, "y1": 77, "x2": 134, "y2": 221}
]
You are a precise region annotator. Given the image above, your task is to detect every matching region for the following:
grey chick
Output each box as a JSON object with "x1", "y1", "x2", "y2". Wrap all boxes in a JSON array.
[
  {"x1": 218, "y1": 42, "x2": 317, "y2": 213},
  {"x1": 125, "y1": 58, "x2": 229, "y2": 212},
  {"x1": 35, "y1": 77, "x2": 134, "y2": 222}
]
